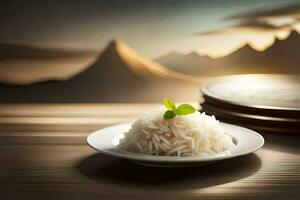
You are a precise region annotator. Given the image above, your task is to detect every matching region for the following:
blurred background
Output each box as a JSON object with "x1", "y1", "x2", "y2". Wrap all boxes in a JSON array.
[{"x1": 0, "y1": 0, "x2": 300, "y2": 102}]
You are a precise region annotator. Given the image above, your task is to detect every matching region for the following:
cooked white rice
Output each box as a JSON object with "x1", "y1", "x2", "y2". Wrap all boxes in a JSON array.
[{"x1": 118, "y1": 108, "x2": 235, "y2": 157}]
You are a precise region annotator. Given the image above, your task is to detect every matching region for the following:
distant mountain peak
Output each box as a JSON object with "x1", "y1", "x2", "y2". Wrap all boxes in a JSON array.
[
  {"x1": 106, "y1": 39, "x2": 125, "y2": 48},
  {"x1": 99, "y1": 39, "x2": 201, "y2": 82},
  {"x1": 186, "y1": 51, "x2": 201, "y2": 57},
  {"x1": 265, "y1": 29, "x2": 300, "y2": 53},
  {"x1": 279, "y1": 30, "x2": 300, "y2": 44},
  {"x1": 102, "y1": 39, "x2": 166, "y2": 78},
  {"x1": 186, "y1": 51, "x2": 214, "y2": 59},
  {"x1": 227, "y1": 43, "x2": 259, "y2": 56},
  {"x1": 104, "y1": 39, "x2": 126, "y2": 54},
  {"x1": 287, "y1": 30, "x2": 300, "y2": 38},
  {"x1": 241, "y1": 43, "x2": 257, "y2": 51}
]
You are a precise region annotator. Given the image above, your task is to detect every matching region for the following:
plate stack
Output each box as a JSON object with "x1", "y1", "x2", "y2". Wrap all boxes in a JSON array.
[{"x1": 200, "y1": 75, "x2": 300, "y2": 134}]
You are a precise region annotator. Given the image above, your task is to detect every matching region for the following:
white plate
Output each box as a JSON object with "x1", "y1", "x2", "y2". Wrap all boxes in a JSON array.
[
  {"x1": 201, "y1": 74, "x2": 300, "y2": 111},
  {"x1": 87, "y1": 123, "x2": 264, "y2": 167}
]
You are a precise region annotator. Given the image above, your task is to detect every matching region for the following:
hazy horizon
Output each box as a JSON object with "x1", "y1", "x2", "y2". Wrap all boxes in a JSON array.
[{"x1": 1, "y1": 0, "x2": 299, "y2": 58}]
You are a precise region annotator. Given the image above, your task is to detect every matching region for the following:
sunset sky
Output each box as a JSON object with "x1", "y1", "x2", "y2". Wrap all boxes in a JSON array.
[{"x1": 1, "y1": 0, "x2": 299, "y2": 58}]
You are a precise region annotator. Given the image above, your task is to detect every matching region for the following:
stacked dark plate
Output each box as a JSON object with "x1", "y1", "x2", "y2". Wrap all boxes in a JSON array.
[{"x1": 200, "y1": 74, "x2": 300, "y2": 134}]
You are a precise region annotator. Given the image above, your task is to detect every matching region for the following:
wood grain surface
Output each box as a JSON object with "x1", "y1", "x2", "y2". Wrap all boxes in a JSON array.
[{"x1": 0, "y1": 104, "x2": 299, "y2": 200}]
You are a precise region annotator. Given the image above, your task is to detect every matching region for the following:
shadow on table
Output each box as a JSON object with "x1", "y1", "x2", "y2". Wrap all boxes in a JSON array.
[
  {"x1": 262, "y1": 131, "x2": 300, "y2": 155},
  {"x1": 78, "y1": 153, "x2": 261, "y2": 190}
]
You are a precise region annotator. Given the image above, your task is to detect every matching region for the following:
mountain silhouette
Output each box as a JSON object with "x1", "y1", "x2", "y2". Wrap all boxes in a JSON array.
[
  {"x1": 74, "y1": 39, "x2": 199, "y2": 82},
  {"x1": 156, "y1": 30, "x2": 300, "y2": 76},
  {"x1": 156, "y1": 51, "x2": 222, "y2": 75},
  {"x1": 0, "y1": 40, "x2": 199, "y2": 102}
]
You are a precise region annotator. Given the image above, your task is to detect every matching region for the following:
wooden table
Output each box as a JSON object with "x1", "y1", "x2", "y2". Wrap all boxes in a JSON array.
[{"x1": 0, "y1": 104, "x2": 299, "y2": 200}]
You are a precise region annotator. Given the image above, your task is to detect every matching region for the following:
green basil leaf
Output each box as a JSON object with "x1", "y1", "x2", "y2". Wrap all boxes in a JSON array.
[
  {"x1": 175, "y1": 104, "x2": 196, "y2": 115},
  {"x1": 163, "y1": 110, "x2": 176, "y2": 120},
  {"x1": 163, "y1": 97, "x2": 176, "y2": 111}
]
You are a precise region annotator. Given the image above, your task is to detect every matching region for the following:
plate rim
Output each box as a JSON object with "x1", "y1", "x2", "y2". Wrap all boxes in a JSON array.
[
  {"x1": 87, "y1": 122, "x2": 264, "y2": 163},
  {"x1": 201, "y1": 74, "x2": 300, "y2": 111},
  {"x1": 202, "y1": 103, "x2": 300, "y2": 123}
]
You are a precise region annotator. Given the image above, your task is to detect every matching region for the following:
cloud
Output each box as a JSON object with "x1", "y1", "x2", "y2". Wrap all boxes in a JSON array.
[
  {"x1": 199, "y1": 3, "x2": 300, "y2": 35},
  {"x1": 198, "y1": 2, "x2": 300, "y2": 36},
  {"x1": 198, "y1": 20, "x2": 292, "y2": 35},
  {"x1": 224, "y1": 2, "x2": 300, "y2": 28},
  {"x1": 196, "y1": 2, "x2": 300, "y2": 56},
  {"x1": 224, "y1": 2, "x2": 300, "y2": 21}
]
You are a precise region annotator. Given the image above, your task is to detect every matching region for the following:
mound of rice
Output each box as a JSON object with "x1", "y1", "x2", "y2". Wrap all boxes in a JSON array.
[{"x1": 118, "y1": 108, "x2": 235, "y2": 157}]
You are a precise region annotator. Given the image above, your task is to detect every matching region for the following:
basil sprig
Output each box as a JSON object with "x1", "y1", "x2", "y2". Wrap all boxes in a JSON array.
[{"x1": 163, "y1": 97, "x2": 196, "y2": 120}]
